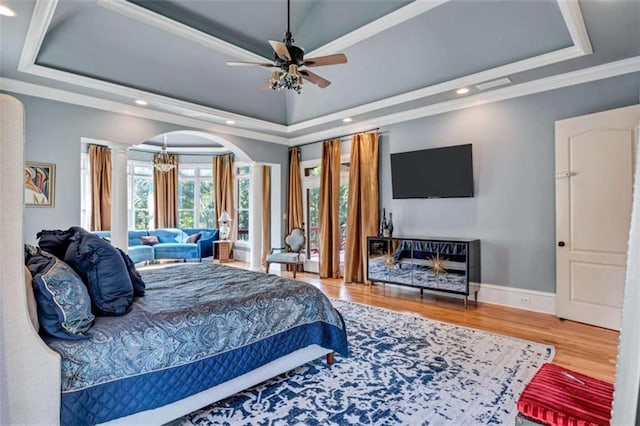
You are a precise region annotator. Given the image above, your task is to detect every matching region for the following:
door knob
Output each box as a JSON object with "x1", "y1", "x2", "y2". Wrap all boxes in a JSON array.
[{"x1": 558, "y1": 241, "x2": 565, "y2": 247}]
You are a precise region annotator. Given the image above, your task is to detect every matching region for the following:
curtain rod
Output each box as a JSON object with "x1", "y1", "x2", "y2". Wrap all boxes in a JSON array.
[{"x1": 289, "y1": 127, "x2": 380, "y2": 149}]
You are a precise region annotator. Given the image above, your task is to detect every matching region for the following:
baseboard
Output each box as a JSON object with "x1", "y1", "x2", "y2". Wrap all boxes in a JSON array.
[{"x1": 476, "y1": 283, "x2": 556, "y2": 315}]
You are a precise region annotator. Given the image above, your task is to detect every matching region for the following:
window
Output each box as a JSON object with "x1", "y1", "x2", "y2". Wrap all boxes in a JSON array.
[
  {"x1": 178, "y1": 165, "x2": 214, "y2": 229},
  {"x1": 81, "y1": 155, "x2": 214, "y2": 231},
  {"x1": 128, "y1": 162, "x2": 154, "y2": 230},
  {"x1": 235, "y1": 165, "x2": 250, "y2": 242},
  {"x1": 301, "y1": 159, "x2": 350, "y2": 263}
]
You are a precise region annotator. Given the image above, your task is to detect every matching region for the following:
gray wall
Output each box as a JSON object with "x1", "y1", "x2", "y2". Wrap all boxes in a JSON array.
[
  {"x1": 301, "y1": 73, "x2": 640, "y2": 293},
  {"x1": 9, "y1": 93, "x2": 289, "y2": 244}
]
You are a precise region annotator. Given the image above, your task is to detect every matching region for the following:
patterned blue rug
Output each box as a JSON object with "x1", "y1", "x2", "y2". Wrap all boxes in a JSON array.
[{"x1": 175, "y1": 299, "x2": 554, "y2": 425}]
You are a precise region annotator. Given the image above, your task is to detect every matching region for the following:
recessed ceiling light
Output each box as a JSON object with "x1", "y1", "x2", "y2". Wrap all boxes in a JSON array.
[
  {"x1": 0, "y1": 5, "x2": 16, "y2": 17},
  {"x1": 456, "y1": 88, "x2": 470, "y2": 95},
  {"x1": 135, "y1": 100, "x2": 148, "y2": 106},
  {"x1": 225, "y1": 120, "x2": 235, "y2": 125},
  {"x1": 342, "y1": 118, "x2": 353, "y2": 123}
]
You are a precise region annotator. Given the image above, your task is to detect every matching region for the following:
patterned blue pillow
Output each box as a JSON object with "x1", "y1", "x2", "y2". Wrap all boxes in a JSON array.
[{"x1": 26, "y1": 247, "x2": 94, "y2": 340}]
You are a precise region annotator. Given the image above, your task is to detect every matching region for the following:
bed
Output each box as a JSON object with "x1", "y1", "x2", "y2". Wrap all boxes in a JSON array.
[{"x1": 44, "y1": 262, "x2": 348, "y2": 425}]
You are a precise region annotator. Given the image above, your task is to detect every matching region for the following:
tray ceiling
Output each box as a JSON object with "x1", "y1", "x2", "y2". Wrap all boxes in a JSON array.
[{"x1": 1, "y1": 0, "x2": 639, "y2": 144}]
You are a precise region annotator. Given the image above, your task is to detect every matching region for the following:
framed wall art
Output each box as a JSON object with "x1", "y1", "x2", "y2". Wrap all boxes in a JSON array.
[{"x1": 24, "y1": 162, "x2": 55, "y2": 207}]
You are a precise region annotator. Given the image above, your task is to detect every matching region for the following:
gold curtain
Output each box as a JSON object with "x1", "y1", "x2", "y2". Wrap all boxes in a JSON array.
[
  {"x1": 344, "y1": 132, "x2": 379, "y2": 283},
  {"x1": 287, "y1": 147, "x2": 303, "y2": 233},
  {"x1": 319, "y1": 140, "x2": 342, "y2": 278},
  {"x1": 153, "y1": 154, "x2": 178, "y2": 228},
  {"x1": 261, "y1": 165, "x2": 271, "y2": 265},
  {"x1": 213, "y1": 154, "x2": 235, "y2": 240},
  {"x1": 213, "y1": 156, "x2": 224, "y2": 223},
  {"x1": 89, "y1": 144, "x2": 111, "y2": 231}
]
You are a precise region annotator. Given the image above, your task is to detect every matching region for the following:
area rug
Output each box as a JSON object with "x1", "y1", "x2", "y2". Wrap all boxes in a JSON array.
[{"x1": 175, "y1": 299, "x2": 554, "y2": 425}]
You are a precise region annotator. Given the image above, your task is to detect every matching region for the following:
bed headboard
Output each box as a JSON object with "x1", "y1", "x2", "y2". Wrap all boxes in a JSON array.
[{"x1": 0, "y1": 94, "x2": 61, "y2": 425}]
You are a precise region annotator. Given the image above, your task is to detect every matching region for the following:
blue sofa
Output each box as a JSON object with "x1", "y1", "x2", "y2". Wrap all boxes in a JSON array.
[{"x1": 94, "y1": 228, "x2": 219, "y2": 264}]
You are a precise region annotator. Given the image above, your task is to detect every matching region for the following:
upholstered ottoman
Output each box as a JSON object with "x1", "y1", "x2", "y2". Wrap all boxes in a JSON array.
[{"x1": 516, "y1": 363, "x2": 613, "y2": 426}]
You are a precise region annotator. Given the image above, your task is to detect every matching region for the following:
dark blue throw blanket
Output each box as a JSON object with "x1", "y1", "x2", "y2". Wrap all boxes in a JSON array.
[{"x1": 45, "y1": 263, "x2": 348, "y2": 425}]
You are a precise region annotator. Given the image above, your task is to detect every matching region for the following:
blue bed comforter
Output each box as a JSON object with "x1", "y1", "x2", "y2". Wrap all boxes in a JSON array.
[{"x1": 45, "y1": 263, "x2": 348, "y2": 425}]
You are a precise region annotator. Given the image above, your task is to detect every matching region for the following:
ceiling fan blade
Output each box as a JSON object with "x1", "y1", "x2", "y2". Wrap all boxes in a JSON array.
[
  {"x1": 227, "y1": 61, "x2": 275, "y2": 68},
  {"x1": 302, "y1": 54, "x2": 348, "y2": 67},
  {"x1": 269, "y1": 40, "x2": 292, "y2": 61},
  {"x1": 300, "y1": 70, "x2": 331, "y2": 88}
]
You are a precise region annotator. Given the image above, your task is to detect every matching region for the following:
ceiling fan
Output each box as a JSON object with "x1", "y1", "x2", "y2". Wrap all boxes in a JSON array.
[{"x1": 226, "y1": 0, "x2": 348, "y2": 93}]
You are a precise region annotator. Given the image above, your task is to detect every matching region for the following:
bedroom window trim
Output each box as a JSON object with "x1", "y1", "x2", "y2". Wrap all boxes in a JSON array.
[
  {"x1": 80, "y1": 153, "x2": 91, "y2": 230},
  {"x1": 128, "y1": 160, "x2": 154, "y2": 230},
  {"x1": 235, "y1": 162, "x2": 250, "y2": 247}
]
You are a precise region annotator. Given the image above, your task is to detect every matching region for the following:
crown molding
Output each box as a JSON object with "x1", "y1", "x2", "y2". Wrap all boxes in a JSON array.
[
  {"x1": 17, "y1": 0, "x2": 594, "y2": 137},
  {"x1": 0, "y1": 77, "x2": 290, "y2": 145},
  {"x1": 287, "y1": 56, "x2": 640, "y2": 145},
  {"x1": 97, "y1": 0, "x2": 272, "y2": 63},
  {"x1": 3, "y1": 57, "x2": 638, "y2": 148},
  {"x1": 307, "y1": 0, "x2": 451, "y2": 58},
  {"x1": 17, "y1": 0, "x2": 58, "y2": 72},
  {"x1": 557, "y1": 0, "x2": 593, "y2": 55},
  {"x1": 287, "y1": 45, "x2": 584, "y2": 132},
  {"x1": 22, "y1": 63, "x2": 288, "y2": 133}
]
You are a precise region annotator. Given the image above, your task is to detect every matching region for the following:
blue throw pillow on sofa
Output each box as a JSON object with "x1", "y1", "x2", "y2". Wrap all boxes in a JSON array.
[
  {"x1": 64, "y1": 230, "x2": 134, "y2": 316},
  {"x1": 25, "y1": 245, "x2": 94, "y2": 340}
]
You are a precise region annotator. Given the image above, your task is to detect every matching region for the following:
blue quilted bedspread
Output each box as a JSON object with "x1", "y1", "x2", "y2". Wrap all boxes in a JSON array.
[{"x1": 45, "y1": 263, "x2": 348, "y2": 425}]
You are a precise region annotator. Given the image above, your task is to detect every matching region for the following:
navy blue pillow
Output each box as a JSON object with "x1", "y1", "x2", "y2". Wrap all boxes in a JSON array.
[
  {"x1": 115, "y1": 247, "x2": 145, "y2": 297},
  {"x1": 25, "y1": 245, "x2": 94, "y2": 340},
  {"x1": 36, "y1": 227, "x2": 84, "y2": 260},
  {"x1": 64, "y1": 230, "x2": 134, "y2": 316}
]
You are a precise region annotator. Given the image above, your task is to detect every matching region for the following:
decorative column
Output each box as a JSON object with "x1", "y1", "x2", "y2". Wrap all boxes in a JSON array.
[
  {"x1": 110, "y1": 143, "x2": 129, "y2": 252},
  {"x1": 249, "y1": 161, "x2": 263, "y2": 271}
]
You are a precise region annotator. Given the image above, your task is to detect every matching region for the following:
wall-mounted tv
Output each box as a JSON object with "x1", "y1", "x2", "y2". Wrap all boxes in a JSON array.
[{"x1": 391, "y1": 144, "x2": 474, "y2": 199}]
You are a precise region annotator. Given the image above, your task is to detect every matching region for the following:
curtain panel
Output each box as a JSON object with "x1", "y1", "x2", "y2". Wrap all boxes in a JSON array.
[
  {"x1": 213, "y1": 154, "x2": 235, "y2": 240},
  {"x1": 287, "y1": 147, "x2": 303, "y2": 233},
  {"x1": 319, "y1": 140, "x2": 342, "y2": 278},
  {"x1": 345, "y1": 132, "x2": 379, "y2": 283},
  {"x1": 153, "y1": 154, "x2": 178, "y2": 228},
  {"x1": 89, "y1": 144, "x2": 112, "y2": 231},
  {"x1": 261, "y1": 165, "x2": 271, "y2": 265}
]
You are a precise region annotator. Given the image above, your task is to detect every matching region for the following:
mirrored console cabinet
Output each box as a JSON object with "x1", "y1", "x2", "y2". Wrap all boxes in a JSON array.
[{"x1": 367, "y1": 236, "x2": 481, "y2": 308}]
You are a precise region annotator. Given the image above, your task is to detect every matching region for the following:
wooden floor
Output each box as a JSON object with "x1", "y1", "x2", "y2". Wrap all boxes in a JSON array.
[{"x1": 229, "y1": 261, "x2": 619, "y2": 383}]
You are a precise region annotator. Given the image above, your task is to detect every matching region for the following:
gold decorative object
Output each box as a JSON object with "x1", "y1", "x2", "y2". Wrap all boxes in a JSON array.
[
  {"x1": 429, "y1": 254, "x2": 447, "y2": 276},
  {"x1": 383, "y1": 255, "x2": 395, "y2": 269}
]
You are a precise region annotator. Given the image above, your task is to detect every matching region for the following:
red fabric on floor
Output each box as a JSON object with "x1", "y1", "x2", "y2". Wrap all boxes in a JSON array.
[{"x1": 517, "y1": 363, "x2": 613, "y2": 426}]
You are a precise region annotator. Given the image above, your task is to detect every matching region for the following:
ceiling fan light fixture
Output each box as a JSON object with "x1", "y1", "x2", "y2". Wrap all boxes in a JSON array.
[{"x1": 228, "y1": 0, "x2": 346, "y2": 93}]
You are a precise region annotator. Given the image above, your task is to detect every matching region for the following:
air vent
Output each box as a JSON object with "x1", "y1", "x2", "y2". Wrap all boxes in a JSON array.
[{"x1": 475, "y1": 77, "x2": 512, "y2": 91}]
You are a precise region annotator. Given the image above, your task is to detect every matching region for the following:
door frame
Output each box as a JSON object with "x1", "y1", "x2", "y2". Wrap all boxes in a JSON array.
[{"x1": 612, "y1": 118, "x2": 640, "y2": 424}]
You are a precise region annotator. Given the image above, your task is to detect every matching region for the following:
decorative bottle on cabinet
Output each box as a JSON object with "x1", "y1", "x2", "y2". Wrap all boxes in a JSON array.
[
  {"x1": 380, "y1": 208, "x2": 387, "y2": 237},
  {"x1": 388, "y1": 213, "x2": 394, "y2": 237}
]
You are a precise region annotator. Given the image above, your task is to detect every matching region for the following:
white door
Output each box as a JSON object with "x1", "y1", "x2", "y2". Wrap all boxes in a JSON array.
[{"x1": 556, "y1": 105, "x2": 639, "y2": 330}]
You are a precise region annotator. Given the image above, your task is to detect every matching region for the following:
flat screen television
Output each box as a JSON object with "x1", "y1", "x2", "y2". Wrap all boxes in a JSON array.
[{"x1": 391, "y1": 144, "x2": 474, "y2": 199}]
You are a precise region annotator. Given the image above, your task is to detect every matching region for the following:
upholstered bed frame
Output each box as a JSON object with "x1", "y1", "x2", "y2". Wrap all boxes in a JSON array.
[{"x1": 0, "y1": 94, "x2": 335, "y2": 425}]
